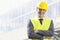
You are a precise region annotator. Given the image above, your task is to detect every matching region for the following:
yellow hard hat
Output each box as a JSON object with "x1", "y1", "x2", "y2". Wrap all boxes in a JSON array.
[{"x1": 37, "y1": 1, "x2": 48, "y2": 10}]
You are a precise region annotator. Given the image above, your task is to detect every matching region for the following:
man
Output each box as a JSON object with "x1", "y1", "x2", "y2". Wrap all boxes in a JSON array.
[{"x1": 27, "y1": 1, "x2": 54, "y2": 40}]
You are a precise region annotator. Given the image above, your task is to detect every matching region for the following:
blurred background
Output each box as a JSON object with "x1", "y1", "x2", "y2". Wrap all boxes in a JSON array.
[{"x1": 0, "y1": 0, "x2": 60, "y2": 40}]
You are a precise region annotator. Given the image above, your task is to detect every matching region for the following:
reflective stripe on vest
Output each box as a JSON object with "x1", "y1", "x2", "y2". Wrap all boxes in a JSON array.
[{"x1": 30, "y1": 18, "x2": 51, "y2": 40}]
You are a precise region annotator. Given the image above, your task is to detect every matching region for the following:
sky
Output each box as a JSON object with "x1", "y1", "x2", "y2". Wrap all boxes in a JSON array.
[{"x1": 0, "y1": 0, "x2": 30, "y2": 16}]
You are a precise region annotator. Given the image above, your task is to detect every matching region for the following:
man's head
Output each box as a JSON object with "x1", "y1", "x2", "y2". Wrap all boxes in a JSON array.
[{"x1": 36, "y1": 2, "x2": 48, "y2": 19}]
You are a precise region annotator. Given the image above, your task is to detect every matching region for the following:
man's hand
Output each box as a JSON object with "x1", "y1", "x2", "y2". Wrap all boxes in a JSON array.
[{"x1": 35, "y1": 30, "x2": 39, "y2": 33}]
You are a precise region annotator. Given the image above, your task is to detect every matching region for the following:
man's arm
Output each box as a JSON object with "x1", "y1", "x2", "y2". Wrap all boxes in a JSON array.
[
  {"x1": 27, "y1": 20, "x2": 43, "y2": 39},
  {"x1": 36, "y1": 20, "x2": 54, "y2": 36}
]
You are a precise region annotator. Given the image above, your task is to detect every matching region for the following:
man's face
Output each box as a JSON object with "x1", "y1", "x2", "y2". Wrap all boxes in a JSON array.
[{"x1": 37, "y1": 8, "x2": 46, "y2": 17}]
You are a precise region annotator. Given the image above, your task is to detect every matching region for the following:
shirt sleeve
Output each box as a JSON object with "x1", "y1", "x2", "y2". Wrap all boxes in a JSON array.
[
  {"x1": 36, "y1": 20, "x2": 54, "y2": 36},
  {"x1": 27, "y1": 20, "x2": 43, "y2": 39}
]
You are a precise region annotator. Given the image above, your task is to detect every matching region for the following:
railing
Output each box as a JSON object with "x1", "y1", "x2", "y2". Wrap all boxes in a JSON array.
[{"x1": 52, "y1": 28, "x2": 60, "y2": 40}]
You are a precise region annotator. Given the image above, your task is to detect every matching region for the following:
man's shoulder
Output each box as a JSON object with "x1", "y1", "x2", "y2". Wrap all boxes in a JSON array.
[{"x1": 44, "y1": 17, "x2": 52, "y2": 20}]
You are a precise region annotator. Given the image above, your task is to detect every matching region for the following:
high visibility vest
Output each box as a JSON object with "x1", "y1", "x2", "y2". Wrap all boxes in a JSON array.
[{"x1": 30, "y1": 18, "x2": 51, "y2": 40}]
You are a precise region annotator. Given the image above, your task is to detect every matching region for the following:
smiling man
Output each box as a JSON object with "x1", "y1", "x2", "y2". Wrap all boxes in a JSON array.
[{"x1": 27, "y1": 1, "x2": 54, "y2": 40}]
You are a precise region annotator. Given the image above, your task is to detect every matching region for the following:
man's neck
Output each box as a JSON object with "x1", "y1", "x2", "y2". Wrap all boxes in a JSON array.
[{"x1": 38, "y1": 17, "x2": 44, "y2": 19}]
